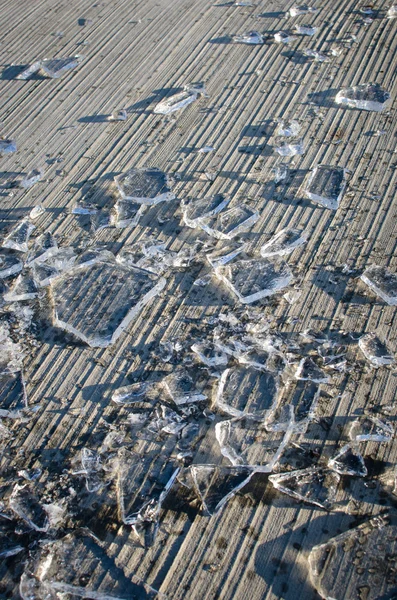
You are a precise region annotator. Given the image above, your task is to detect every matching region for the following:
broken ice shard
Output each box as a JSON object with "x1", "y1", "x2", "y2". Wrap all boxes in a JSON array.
[
  {"x1": 0, "y1": 139, "x2": 17, "y2": 155},
  {"x1": 215, "y1": 258, "x2": 293, "y2": 303},
  {"x1": 51, "y1": 254, "x2": 166, "y2": 347},
  {"x1": 295, "y1": 357, "x2": 329, "y2": 383},
  {"x1": 275, "y1": 138, "x2": 304, "y2": 156},
  {"x1": 0, "y1": 252, "x2": 23, "y2": 279},
  {"x1": 266, "y1": 381, "x2": 320, "y2": 433},
  {"x1": 191, "y1": 341, "x2": 228, "y2": 367},
  {"x1": 275, "y1": 120, "x2": 301, "y2": 137},
  {"x1": 19, "y1": 531, "x2": 161, "y2": 599},
  {"x1": 4, "y1": 273, "x2": 37, "y2": 302},
  {"x1": 260, "y1": 228, "x2": 306, "y2": 258},
  {"x1": 232, "y1": 31, "x2": 264, "y2": 44},
  {"x1": 187, "y1": 465, "x2": 254, "y2": 515},
  {"x1": 2, "y1": 220, "x2": 35, "y2": 253},
  {"x1": 205, "y1": 241, "x2": 248, "y2": 268},
  {"x1": 29, "y1": 205, "x2": 45, "y2": 220},
  {"x1": 114, "y1": 167, "x2": 174, "y2": 204},
  {"x1": 199, "y1": 205, "x2": 259, "y2": 240},
  {"x1": 358, "y1": 333, "x2": 395, "y2": 367},
  {"x1": 360, "y1": 265, "x2": 397, "y2": 305},
  {"x1": 162, "y1": 368, "x2": 207, "y2": 405},
  {"x1": 289, "y1": 5, "x2": 317, "y2": 16},
  {"x1": 269, "y1": 467, "x2": 340, "y2": 509},
  {"x1": 328, "y1": 444, "x2": 367, "y2": 476},
  {"x1": 112, "y1": 382, "x2": 155, "y2": 405},
  {"x1": 17, "y1": 56, "x2": 82, "y2": 79},
  {"x1": 274, "y1": 31, "x2": 297, "y2": 44},
  {"x1": 309, "y1": 516, "x2": 397, "y2": 600},
  {"x1": 216, "y1": 417, "x2": 293, "y2": 472},
  {"x1": 273, "y1": 163, "x2": 289, "y2": 183},
  {"x1": 182, "y1": 194, "x2": 230, "y2": 228},
  {"x1": 335, "y1": 83, "x2": 391, "y2": 112},
  {"x1": 19, "y1": 168, "x2": 44, "y2": 189},
  {"x1": 294, "y1": 25, "x2": 317, "y2": 35},
  {"x1": 387, "y1": 5, "x2": 397, "y2": 17},
  {"x1": 154, "y1": 83, "x2": 208, "y2": 114},
  {"x1": 114, "y1": 199, "x2": 145, "y2": 228},
  {"x1": 9, "y1": 484, "x2": 48, "y2": 531},
  {"x1": 303, "y1": 49, "x2": 329, "y2": 62},
  {"x1": 304, "y1": 164, "x2": 346, "y2": 210},
  {"x1": 31, "y1": 247, "x2": 76, "y2": 287},
  {"x1": 108, "y1": 108, "x2": 128, "y2": 121},
  {"x1": 213, "y1": 366, "x2": 278, "y2": 418},
  {"x1": 349, "y1": 415, "x2": 394, "y2": 443}
]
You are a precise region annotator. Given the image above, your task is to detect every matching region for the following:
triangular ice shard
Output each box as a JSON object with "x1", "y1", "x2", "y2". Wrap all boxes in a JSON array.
[
  {"x1": 260, "y1": 228, "x2": 306, "y2": 258},
  {"x1": 269, "y1": 467, "x2": 340, "y2": 509},
  {"x1": 114, "y1": 168, "x2": 174, "y2": 204},
  {"x1": 328, "y1": 444, "x2": 367, "y2": 477},
  {"x1": 188, "y1": 465, "x2": 254, "y2": 515},
  {"x1": 349, "y1": 416, "x2": 394, "y2": 442}
]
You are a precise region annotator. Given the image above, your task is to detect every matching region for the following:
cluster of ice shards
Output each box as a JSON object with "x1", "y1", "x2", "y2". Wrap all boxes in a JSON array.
[
  {"x1": 335, "y1": 83, "x2": 391, "y2": 112},
  {"x1": 153, "y1": 83, "x2": 208, "y2": 114},
  {"x1": 17, "y1": 56, "x2": 83, "y2": 79}
]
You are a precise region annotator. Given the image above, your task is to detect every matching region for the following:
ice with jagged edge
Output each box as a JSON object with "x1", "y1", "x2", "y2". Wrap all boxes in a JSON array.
[
  {"x1": 215, "y1": 258, "x2": 293, "y2": 303},
  {"x1": 50, "y1": 251, "x2": 166, "y2": 347},
  {"x1": 358, "y1": 333, "x2": 395, "y2": 367},
  {"x1": 266, "y1": 381, "x2": 320, "y2": 434},
  {"x1": 199, "y1": 205, "x2": 259, "y2": 240},
  {"x1": 17, "y1": 56, "x2": 83, "y2": 79},
  {"x1": 349, "y1": 415, "x2": 394, "y2": 443},
  {"x1": 112, "y1": 381, "x2": 156, "y2": 405},
  {"x1": 0, "y1": 324, "x2": 27, "y2": 418},
  {"x1": 161, "y1": 367, "x2": 207, "y2": 405},
  {"x1": 191, "y1": 340, "x2": 228, "y2": 367},
  {"x1": 260, "y1": 228, "x2": 306, "y2": 258},
  {"x1": 360, "y1": 265, "x2": 397, "y2": 305},
  {"x1": 335, "y1": 83, "x2": 391, "y2": 112},
  {"x1": 30, "y1": 247, "x2": 76, "y2": 287},
  {"x1": 205, "y1": 241, "x2": 248, "y2": 268},
  {"x1": 275, "y1": 138, "x2": 304, "y2": 156},
  {"x1": 274, "y1": 31, "x2": 297, "y2": 43},
  {"x1": 328, "y1": 444, "x2": 367, "y2": 476},
  {"x1": 304, "y1": 164, "x2": 346, "y2": 210},
  {"x1": 4, "y1": 273, "x2": 37, "y2": 302},
  {"x1": 0, "y1": 252, "x2": 23, "y2": 279},
  {"x1": 153, "y1": 83, "x2": 208, "y2": 114},
  {"x1": 0, "y1": 139, "x2": 17, "y2": 155},
  {"x1": 2, "y1": 220, "x2": 35, "y2": 253},
  {"x1": 9, "y1": 484, "x2": 49, "y2": 532},
  {"x1": 113, "y1": 199, "x2": 145, "y2": 228},
  {"x1": 295, "y1": 357, "x2": 329, "y2": 383},
  {"x1": 108, "y1": 108, "x2": 128, "y2": 121},
  {"x1": 114, "y1": 167, "x2": 175, "y2": 204},
  {"x1": 269, "y1": 466, "x2": 340, "y2": 509},
  {"x1": 289, "y1": 5, "x2": 317, "y2": 16},
  {"x1": 232, "y1": 30, "x2": 264, "y2": 44},
  {"x1": 273, "y1": 163, "x2": 289, "y2": 183},
  {"x1": 275, "y1": 120, "x2": 301, "y2": 137},
  {"x1": 182, "y1": 194, "x2": 229, "y2": 228}
]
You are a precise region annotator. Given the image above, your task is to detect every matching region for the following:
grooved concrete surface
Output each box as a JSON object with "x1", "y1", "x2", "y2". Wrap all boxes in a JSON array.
[{"x1": 0, "y1": 0, "x2": 397, "y2": 598}]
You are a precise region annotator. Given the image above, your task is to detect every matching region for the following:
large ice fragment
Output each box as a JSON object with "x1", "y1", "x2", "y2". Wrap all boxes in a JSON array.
[
  {"x1": 154, "y1": 83, "x2": 208, "y2": 114},
  {"x1": 358, "y1": 333, "x2": 395, "y2": 367},
  {"x1": 215, "y1": 258, "x2": 293, "y2": 303},
  {"x1": 295, "y1": 357, "x2": 329, "y2": 383},
  {"x1": 269, "y1": 467, "x2": 340, "y2": 509},
  {"x1": 349, "y1": 416, "x2": 394, "y2": 442},
  {"x1": 335, "y1": 83, "x2": 391, "y2": 112},
  {"x1": 304, "y1": 164, "x2": 346, "y2": 210},
  {"x1": 112, "y1": 382, "x2": 156, "y2": 405},
  {"x1": 328, "y1": 444, "x2": 367, "y2": 476},
  {"x1": 50, "y1": 255, "x2": 166, "y2": 347},
  {"x1": 303, "y1": 49, "x2": 329, "y2": 62},
  {"x1": 360, "y1": 265, "x2": 397, "y2": 305},
  {"x1": 233, "y1": 31, "x2": 264, "y2": 44},
  {"x1": 309, "y1": 516, "x2": 397, "y2": 600},
  {"x1": 213, "y1": 366, "x2": 278, "y2": 418},
  {"x1": 113, "y1": 199, "x2": 145, "y2": 228},
  {"x1": 2, "y1": 220, "x2": 35, "y2": 253},
  {"x1": 260, "y1": 228, "x2": 306, "y2": 258},
  {"x1": 114, "y1": 167, "x2": 174, "y2": 204},
  {"x1": 294, "y1": 25, "x2": 317, "y2": 35},
  {"x1": 274, "y1": 31, "x2": 297, "y2": 44},
  {"x1": 199, "y1": 205, "x2": 259, "y2": 239},
  {"x1": 162, "y1": 368, "x2": 207, "y2": 405},
  {"x1": 9, "y1": 484, "x2": 48, "y2": 531},
  {"x1": 182, "y1": 194, "x2": 229, "y2": 228},
  {"x1": 0, "y1": 252, "x2": 23, "y2": 279},
  {"x1": 17, "y1": 56, "x2": 82, "y2": 79}
]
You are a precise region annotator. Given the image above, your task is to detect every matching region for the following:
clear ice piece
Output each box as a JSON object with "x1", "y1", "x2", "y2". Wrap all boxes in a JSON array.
[
  {"x1": 358, "y1": 333, "x2": 395, "y2": 367},
  {"x1": 40, "y1": 56, "x2": 82, "y2": 78},
  {"x1": 191, "y1": 341, "x2": 228, "y2": 367},
  {"x1": 51, "y1": 257, "x2": 166, "y2": 347},
  {"x1": 4, "y1": 273, "x2": 37, "y2": 302},
  {"x1": 303, "y1": 49, "x2": 329, "y2": 62},
  {"x1": 29, "y1": 205, "x2": 45, "y2": 220},
  {"x1": 232, "y1": 30, "x2": 264, "y2": 44},
  {"x1": 294, "y1": 24, "x2": 317, "y2": 35},
  {"x1": 108, "y1": 109, "x2": 128, "y2": 121},
  {"x1": 275, "y1": 138, "x2": 304, "y2": 156},
  {"x1": 216, "y1": 417, "x2": 293, "y2": 472},
  {"x1": 335, "y1": 83, "x2": 391, "y2": 112},
  {"x1": 276, "y1": 120, "x2": 301, "y2": 137},
  {"x1": 273, "y1": 163, "x2": 290, "y2": 183},
  {"x1": 111, "y1": 382, "x2": 155, "y2": 405},
  {"x1": 349, "y1": 416, "x2": 394, "y2": 442},
  {"x1": 154, "y1": 84, "x2": 207, "y2": 114},
  {"x1": 20, "y1": 531, "x2": 161, "y2": 598},
  {"x1": 114, "y1": 199, "x2": 144, "y2": 228},
  {"x1": 0, "y1": 139, "x2": 17, "y2": 155},
  {"x1": 269, "y1": 467, "x2": 340, "y2": 509},
  {"x1": 274, "y1": 31, "x2": 297, "y2": 43},
  {"x1": 0, "y1": 371, "x2": 28, "y2": 418},
  {"x1": 2, "y1": 220, "x2": 35, "y2": 253},
  {"x1": 187, "y1": 465, "x2": 254, "y2": 515},
  {"x1": 0, "y1": 252, "x2": 23, "y2": 279},
  {"x1": 309, "y1": 516, "x2": 397, "y2": 600},
  {"x1": 266, "y1": 381, "x2": 320, "y2": 433},
  {"x1": 199, "y1": 205, "x2": 259, "y2": 240},
  {"x1": 9, "y1": 484, "x2": 48, "y2": 531},
  {"x1": 205, "y1": 241, "x2": 248, "y2": 268},
  {"x1": 215, "y1": 258, "x2": 293, "y2": 303},
  {"x1": 304, "y1": 164, "x2": 346, "y2": 210},
  {"x1": 114, "y1": 167, "x2": 174, "y2": 204},
  {"x1": 197, "y1": 145, "x2": 215, "y2": 153},
  {"x1": 260, "y1": 228, "x2": 306, "y2": 258},
  {"x1": 360, "y1": 265, "x2": 397, "y2": 305},
  {"x1": 162, "y1": 368, "x2": 207, "y2": 405},
  {"x1": 182, "y1": 194, "x2": 230, "y2": 228},
  {"x1": 328, "y1": 444, "x2": 367, "y2": 476},
  {"x1": 19, "y1": 168, "x2": 44, "y2": 189},
  {"x1": 213, "y1": 366, "x2": 278, "y2": 418},
  {"x1": 31, "y1": 247, "x2": 76, "y2": 287},
  {"x1": 295, "y1": 357, "x2": 329, "y2": 383},
  {"x1": 289, "y1": 5, "x2": 317, "y2": 16},
  {"x1": 72, "y1": 447, "x2": 107, "y2": 492},
  {"x1": 387, "y1": 5, "x2": 397, "y2": 17},
  {"x1": 16, "y1": 61, "x2": 42, "y2": 79}
]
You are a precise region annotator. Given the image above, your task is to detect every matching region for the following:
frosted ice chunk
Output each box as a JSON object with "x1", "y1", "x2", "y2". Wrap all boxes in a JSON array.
[
  {"x1": 309, "y1": 516, "x2": 397, "y2": 600},
  {"x1": 213, "y1": 366, "x2": 279, "y2": 418},
  {"x1": 273, "y1": 163, "x2": 290, "y2": 183},
  {"x1": 108, "y1": 108, "x2": 128, "y2": 121},
  {"x1": 114, "y1": 167, "x2": 174, "y2": 204},
  {"x1": 0, "y1": 139, "x2": 17, "y2": 155},
  {"x1": 335, "y1": 83, "x2": 391, "y2": 112},
  {"x1": 295, "y1": 357, "x2": 329, "y2": 383},
  {"x1": 154, "y1": 83, "x2": 207, "y2": 114},
  {"x1": 186, "y1": 465, "x2": 254, "y2": 515},
  {"x1": 387, "y1": 5, "x2": 397, "y2": 17},
  {"x1": 304, "y1": 164, "x2": 346, "y2": 210},
  {"x1": 294, "y1": 24, "x2": 317, "y2": 35},
  {"x1": 275, "y1": 138, "x2": 304, "y2": 156},
  {"x1": 29, "y1": 205, "x2": 45, "y2": 220},
  {"x1": 71, "y1": 447, "x2": 108, "y2": 492},
  {"x1": 276, "y1": 120, "x2": 301, "y2": 137},
  {"x1": 360, "y1": 265, "x2": 397, "y2": 305},
  {"x1": 191, "y1": 341, "x2": 228, "y2": 367},
  {"x1": 233, "y1": 30, "x2": 264, "y2": 44},
  {"x1": 114, "y1": 199, "x2": 144, "y2": 228},
  {"x1": 260, "y1": 228, "x2": 306, "y2": 258},
  {"x1": 0, "y1": 252, "x2": 22, "y2": 279},
  {"x1": 349, "y1": 416, "x2": 394, "y2": 442},
  {"x1": 274, "y1": 31, "x2": 297, "y2": 43},
  {"x1": 266, "y1": 381, "x2": 320, "y2": 433},
  {"x1": 205, "y1": 241, "x2": 248, "y2": 267},
  {"x1": 216, "y1": 416, "x2": 294, "y2": 472},
  {"x1": 19, "y1": 168, "x2": 44, "y2": 189},
  {"x1": 328, "y1": 444, "x2": 367, "y2": 476},
  {"x1": 269, "y1": 467, "x2": 340, "y2": 509},
  {"x1": 9, "y1": 484, "x2": 48, "y2": 531},
  {"x1": 289, "y1": 5, "x2": 317, "y2": 16},
  {"x1": 182, "y1": 194, "x2": 230, "y2": 228},
  {"x1": 215, "y1": 258, "x2": 293, "y2": 303},
  {"x1": 199, "y1": 205, "x2": 259, "y2": 239},
  {"x1": 358, "y1": 333, "x2": 395, "y2": 367},
  {"x1": 4, "y1": 273, "x2": 37, "y2": 302},
  {"x1": 51, "y1": 256, "x2": 166, "y2": 347},
  {"x1": 2, "y1": 220, "x2": 35, "y2": 253},
  {"x1": 303, "y1": 49, "x2": 329, "y2": 62},
  {"x1": 162, "y1": 368, "x2": 207, "y2": 405}
]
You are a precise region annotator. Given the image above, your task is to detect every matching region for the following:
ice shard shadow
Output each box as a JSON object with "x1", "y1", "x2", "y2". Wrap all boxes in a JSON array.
[
  {"x1": 126, "y1": 87, "x2": 182, "y2": 114},
  {"x1": 281, "y1": 50, "x2": 310, "y2": 64},
  {"x1": 306, "y1": 89, "x2": 340, "y2": 109},
  {"x1": 78, "y1": 114, "x2": 112, "y2": 123},
  {"x1": 208, "y1": 36, "x2": 233, "y2": 44},
  {"x1": 1, "y1": 64, "x2": 45, "y2": 80},
  {"x1": 240, "y1": 121, "x2": 275, "y2": 138}
]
